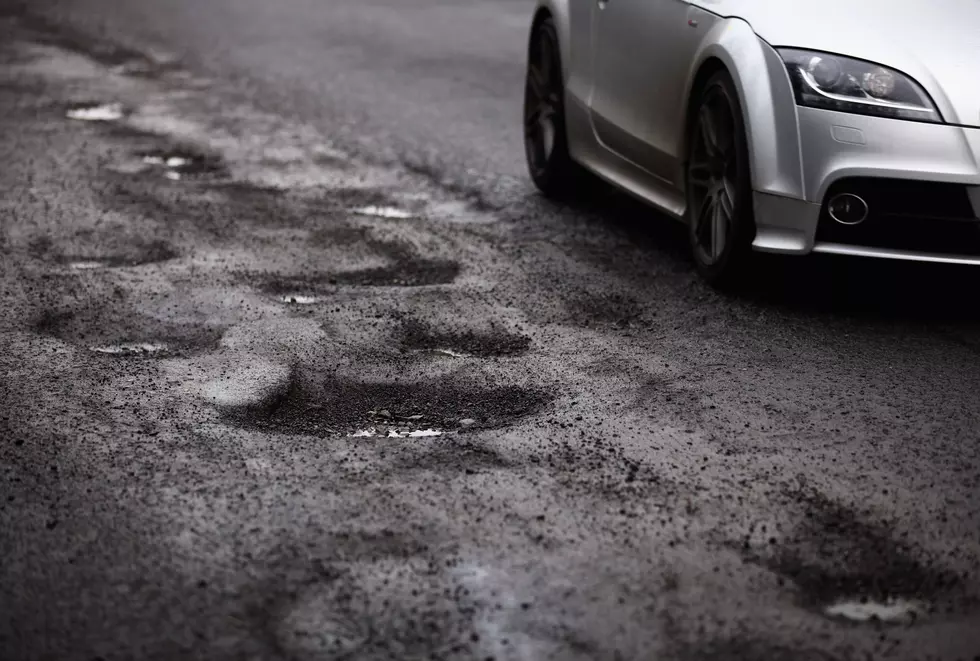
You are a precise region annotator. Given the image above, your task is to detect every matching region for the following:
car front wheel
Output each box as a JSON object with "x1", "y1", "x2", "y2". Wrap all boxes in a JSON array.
[
  {"x1": 686, "y1": 70, "x2": 755, "y2": 289},
  {"x1": 523, "y1": 17, "x2": 581, "y2": 198}
]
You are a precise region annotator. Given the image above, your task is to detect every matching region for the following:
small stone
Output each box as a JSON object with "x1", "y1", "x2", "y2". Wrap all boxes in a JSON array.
[{"x1": 460, "y1": 418, "x2": 476, "y2": 426}]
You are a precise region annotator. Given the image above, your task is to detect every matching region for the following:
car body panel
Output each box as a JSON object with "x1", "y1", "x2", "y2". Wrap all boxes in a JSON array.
[
  {"x1": 536, "y1": 0, "x2": 690, "y2": 218},
  {"x1": 534, "y1": 0, "x2": 805, "y2": 211},
  {"x1": 589, "y1": 0, "x2": 701, "y2": 184},
  {"x1": 797, "y1": 107, "x2": 980, "y2": 203},
  {"x1": 690, "y1": 0, "x2": 980, "y2": 129},
  {"x1": 682, "y1": 14, "x2": 806, "y2": 200}
]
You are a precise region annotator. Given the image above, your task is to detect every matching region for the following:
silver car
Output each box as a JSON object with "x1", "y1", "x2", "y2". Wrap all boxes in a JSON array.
[{"x1": 523, "y1": 0, "x2": 980, "y2": 287}]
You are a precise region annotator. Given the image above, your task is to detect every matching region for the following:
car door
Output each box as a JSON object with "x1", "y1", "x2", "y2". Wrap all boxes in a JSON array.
[{"x1": 588, "y1": 0, "x2": 703, "y2": 185}]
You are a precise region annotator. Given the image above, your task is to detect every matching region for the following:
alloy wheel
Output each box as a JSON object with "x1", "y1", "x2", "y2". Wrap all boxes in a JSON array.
[
  {"x1": 688, "y1": 90, "x2": 739, "y2": 267},
  {"x1": 524, "y1": 26, "x2": 561, "y2": 178}
]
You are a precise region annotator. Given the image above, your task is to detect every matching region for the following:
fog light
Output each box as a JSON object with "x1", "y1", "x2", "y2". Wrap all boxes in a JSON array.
[{"x1": 828, "y1": 193, "x2": 868, "y2": 225}]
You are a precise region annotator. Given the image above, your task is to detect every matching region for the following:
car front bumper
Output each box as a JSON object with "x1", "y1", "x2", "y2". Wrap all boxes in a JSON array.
[{"x1": 752, "y1": 106, "x2": 980, "y2": 264}]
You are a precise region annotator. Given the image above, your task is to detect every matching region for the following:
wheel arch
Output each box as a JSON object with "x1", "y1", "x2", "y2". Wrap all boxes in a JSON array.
[
  {"x1": 531, "y1": 0, "x2": 572, "y2": 83},
  {"x1": 680, "y1": 18, "x2": 805, "y2": 200}
]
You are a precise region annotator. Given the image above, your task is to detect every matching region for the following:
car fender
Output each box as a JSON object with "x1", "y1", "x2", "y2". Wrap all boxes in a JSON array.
[
  {"x1": 531, "y1": 0, "x2": 572, "y2": 82},
  {"x1": 681, "y1": 16, "x2": 806, "y2": 200}
]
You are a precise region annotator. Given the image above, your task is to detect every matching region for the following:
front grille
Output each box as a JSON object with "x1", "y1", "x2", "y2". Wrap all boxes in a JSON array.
[{"x1": 815, "y1": 178, "x2": 980, "y2": 255}]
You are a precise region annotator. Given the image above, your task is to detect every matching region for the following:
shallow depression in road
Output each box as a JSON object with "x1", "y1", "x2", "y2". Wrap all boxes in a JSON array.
[
  {"x1": 253, "y1": 258, "x2": 462, "y2": 291},
  {"x1": 400, "y1": 319, "x2": 531, "y2": 358},
  {"x1": 35, "y1": 306, "x2": 223, "y2": 357},
  {"x1": 220, "y1": 373, "x2": 553, "y2": 437},
  {"x1": 740, "y1": 491, "x2": 969, "y2": 622}
]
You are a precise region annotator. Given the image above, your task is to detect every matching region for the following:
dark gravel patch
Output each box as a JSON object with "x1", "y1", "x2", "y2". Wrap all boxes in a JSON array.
[
  {"x1": 740, "y1": 490, "x2": 971, "y2": 616},
  {"x1": 249, "y1": 258, "x2": 460, "y2": 293},
  {"x1": 249, "y1": 230, "x2": 462, "y2": 291},
  {"x1": 399, "y1": 319, "x2": 530, "y2": 357},
  {"x1": 221, "y1": 373, "x2": 553, "y2": 435},
  {"x1": 330, "y1": 259, "x2": 460, "y2": 287}
]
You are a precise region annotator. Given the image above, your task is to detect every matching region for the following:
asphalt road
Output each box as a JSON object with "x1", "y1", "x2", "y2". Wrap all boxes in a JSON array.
[{"x1": 1, "y1": 2, "x2": 979, "y2": 660}]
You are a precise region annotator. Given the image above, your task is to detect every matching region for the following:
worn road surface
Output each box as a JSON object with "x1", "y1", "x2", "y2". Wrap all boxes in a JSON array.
[{"x1": 1, "y1": 2, "x2": 979, "y2": 660}]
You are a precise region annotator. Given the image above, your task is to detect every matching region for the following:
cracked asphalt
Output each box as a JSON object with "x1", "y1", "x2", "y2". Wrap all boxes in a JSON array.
[{"x1": 1, "y1": 2, "x2": 979, "y2": 660}]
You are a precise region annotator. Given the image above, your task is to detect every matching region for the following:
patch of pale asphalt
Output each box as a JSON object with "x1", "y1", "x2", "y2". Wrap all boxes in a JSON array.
[
  {"x1": 182, "y1": 355, "x2": 293, "y2": 408},
  {"x1": 352, "y1": 205, "x2": 415, "y2": 219},
  {"x1": 0, "y1": 14, "x2": 979, "y2": 661},
  {"x1": 89, "y1": 342, "x2": 168, "y2": 355},
  {"x1": 66, "y1": 101, "x2": 125, "y2": 120},
  {"x1": 67, "y1": 260, "x2": 108, "y2": 270},
  {"x1": 823, "y1": 598, "x2": 925, "y2": 624},
  {"x1": 278, "y1": 294, "x2": 319, "y2": 305}
]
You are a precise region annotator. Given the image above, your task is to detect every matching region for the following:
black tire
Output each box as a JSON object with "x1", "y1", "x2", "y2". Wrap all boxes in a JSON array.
[
  {"x1": 523, "y1": 17, "x2": 581, "y2": 198},
  {"x1": 685, "y1": 70, "x2": 755, "y2": 289}
]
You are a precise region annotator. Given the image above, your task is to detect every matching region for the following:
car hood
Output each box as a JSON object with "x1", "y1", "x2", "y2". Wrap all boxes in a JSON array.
[{"x1": 693, "y1": 0, "x2": 980, "y2": 128}]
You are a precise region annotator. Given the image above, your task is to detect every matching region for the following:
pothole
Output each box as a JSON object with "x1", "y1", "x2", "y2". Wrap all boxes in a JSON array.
[
  {"x1": 66, "y1": 102, "x2": 126, "y2": 121},
  {"x1": 400, "y1": 319, "x2": 530, "y2": 358},
  {"x1": 220, "y1": 374, "x2": 553, "y2": 436}
]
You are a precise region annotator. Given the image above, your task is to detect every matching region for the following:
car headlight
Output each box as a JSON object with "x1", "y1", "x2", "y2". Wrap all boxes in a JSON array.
[{"x1": 778, "y1": 48, "x2": 941, "y2": 123}]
